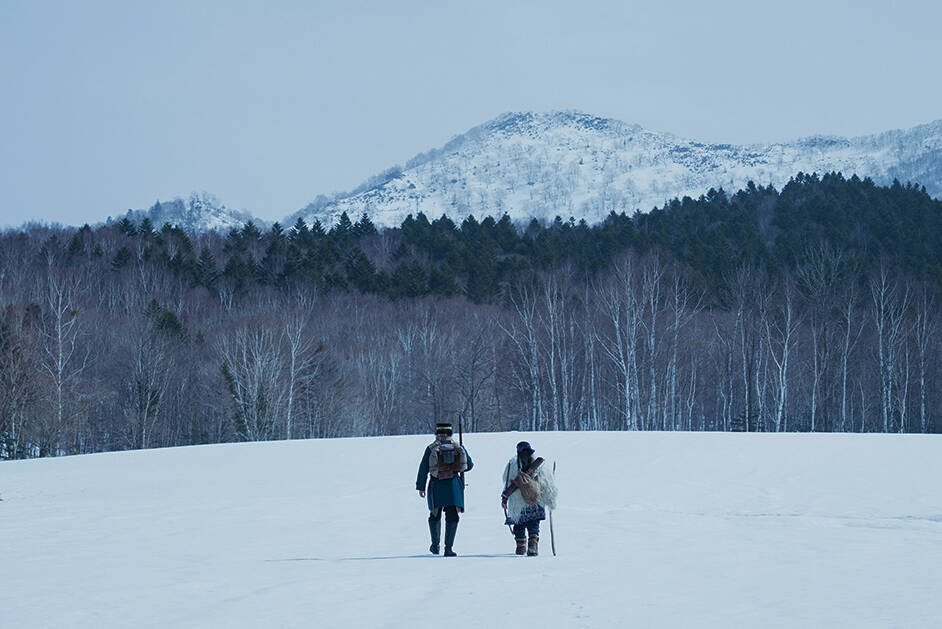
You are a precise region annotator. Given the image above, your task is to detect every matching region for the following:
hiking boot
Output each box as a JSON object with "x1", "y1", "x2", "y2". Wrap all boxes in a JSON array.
[
  {"x1": 527, "y1": 534, "x2": 539, "y2": 556},
  {"x1": 515, "y1": 538, "x2": 527, "y2": 555}
]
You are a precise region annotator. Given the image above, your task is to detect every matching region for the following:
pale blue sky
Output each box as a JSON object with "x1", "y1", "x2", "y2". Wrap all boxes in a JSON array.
[{"x1": 1, "y1": 0, "x2": 939, "y2": 226}]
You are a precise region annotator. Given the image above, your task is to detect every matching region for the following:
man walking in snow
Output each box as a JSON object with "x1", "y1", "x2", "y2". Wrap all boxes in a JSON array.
[
  {"x1": 416, "y1": 422, "x2": 473, "y2": 557},
  {"x1": 501, "y1": 440, "x2": 557, "y2": 556}
]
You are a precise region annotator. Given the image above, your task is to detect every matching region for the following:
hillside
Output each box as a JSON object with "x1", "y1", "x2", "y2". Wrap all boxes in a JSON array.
[
  {"x1": 98, "y1": 113, "x2": 942, "y2": 233},
  {"x1": 2, "y1": 432, "x2": 940, "y2": 627},
  {"x1": 292, "y1": 111, "x2": 942, "y2": 228},
  {"x1": 115, "y1": 192, "x2": 260, "y2": 233}
]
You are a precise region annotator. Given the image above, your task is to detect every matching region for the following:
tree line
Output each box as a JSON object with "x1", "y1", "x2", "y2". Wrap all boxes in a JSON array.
[{"x1": 2, "y1": 172, "x2": 941, "y2": 458}]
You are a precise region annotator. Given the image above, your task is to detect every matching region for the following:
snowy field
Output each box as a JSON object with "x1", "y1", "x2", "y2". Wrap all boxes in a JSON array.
[{"x1": 2, "y1": 431, "x2": 941, "y2": 628}]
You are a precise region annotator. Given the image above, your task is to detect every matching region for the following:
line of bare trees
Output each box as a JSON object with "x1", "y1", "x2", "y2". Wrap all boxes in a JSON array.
[{"x1": 1, "y1": 228, "x2": 939, "y2": 459}]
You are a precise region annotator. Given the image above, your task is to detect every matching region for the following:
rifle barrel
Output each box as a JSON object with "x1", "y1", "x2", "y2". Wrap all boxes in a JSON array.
[{"x1": 458, "y1": 416, "x2": 466, "y2": 487}]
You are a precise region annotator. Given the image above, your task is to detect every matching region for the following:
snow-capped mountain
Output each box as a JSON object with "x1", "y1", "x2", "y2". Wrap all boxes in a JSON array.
[
  {"x1": 117, "y1": 192, "x2": 260, "y2": 233},
  {"x1": 291, "y1": 111, "x2": 942, "y2": 228}
]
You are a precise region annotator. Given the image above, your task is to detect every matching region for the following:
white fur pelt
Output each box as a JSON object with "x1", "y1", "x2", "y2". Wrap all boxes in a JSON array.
[{"x1": 502, "y1": 456, "x2": 558, "y2": 523}]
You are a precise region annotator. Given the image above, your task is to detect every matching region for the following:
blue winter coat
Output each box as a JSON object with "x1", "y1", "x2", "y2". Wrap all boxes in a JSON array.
[{"x1": 416, "y1": 442, "x2": 474, "y2": 510}]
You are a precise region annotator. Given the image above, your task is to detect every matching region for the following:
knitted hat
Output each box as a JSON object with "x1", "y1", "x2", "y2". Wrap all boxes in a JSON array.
[
  {"x1": 435, "y1": 423, "x2": 453, "y2": 436},
  {"x1": 516, "y1": 441, "x2": 534, "y2": 455}
]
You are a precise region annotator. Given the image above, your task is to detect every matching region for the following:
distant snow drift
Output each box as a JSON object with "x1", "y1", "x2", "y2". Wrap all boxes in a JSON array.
[{"x1": 2, "y1": 431, "x2": 940, "y2": 628}]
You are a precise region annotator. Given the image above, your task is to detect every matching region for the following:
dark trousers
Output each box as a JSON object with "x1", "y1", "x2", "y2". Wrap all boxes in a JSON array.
[
  {"x1": 429, "y1": 505, "x2": 460, "y2": 523},
  {"x1": 512, "y1": 520, "x2": 540, "y2": 537}
]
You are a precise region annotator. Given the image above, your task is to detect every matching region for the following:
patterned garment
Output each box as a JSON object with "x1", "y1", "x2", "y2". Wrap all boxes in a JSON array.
[{"x1": 512, "y1": 503, "x2": 546, "y2": 524}]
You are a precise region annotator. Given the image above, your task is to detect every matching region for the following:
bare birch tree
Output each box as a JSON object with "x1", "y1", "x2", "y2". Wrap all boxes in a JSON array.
[
  {"x1": 499, "y1": 284, "x2": 545, "y2": 430},
  {"x1": 455, "y1": 315, "x2": 497, "y2": 432},
  {"x1": 38, "y1": 272, "x2": 90, "y2": 455},
  {"x1": 126, "y1": 330, "x2": 171, "y2": 449},
  {"x1": 282, "y1": 308, "x2": 324, "y2": 440},
  {"x1": 911, "y1": 283, "x2": 937, "y2": 433},
  {"x1": 761, "y1": 276, "x2": 801, "y2": 432},
  {"x1": 870, "y1": 264, "x2": 910, "y2": 432},
  {"x1": 218, "y1": 325, "x2": 287, "y2": 441},
  {"x1": 797, "y1": 244, "x2": 843, "y2": 431},
  {"x1": 595, "y1": 255, "x2": 642, "y2": 431},
  {"x1": 837, "y1": 282, "x2": 865, "y2": 432}
]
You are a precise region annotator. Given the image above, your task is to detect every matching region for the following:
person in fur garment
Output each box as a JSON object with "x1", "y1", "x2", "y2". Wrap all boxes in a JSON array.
[{"x1": 500, "y1": 441, "x2": 557, "y2": 556}]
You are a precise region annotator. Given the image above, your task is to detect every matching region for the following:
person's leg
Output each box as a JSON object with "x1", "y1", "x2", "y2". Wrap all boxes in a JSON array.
[
  {"x1": 428, "y1": 508, "x2": 442, "y2": 554},
  {"x1": 512, "y1": 523, "x2": 527, "y2": 555},
  {"x1": 526, "y1": 520, "x2": 540, "y2": 556},
  {"x1": 443, "y1": 506, "x2": 460, "y2": 556}
]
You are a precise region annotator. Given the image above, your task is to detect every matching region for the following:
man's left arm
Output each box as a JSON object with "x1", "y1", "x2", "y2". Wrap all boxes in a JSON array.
[{"x1": 416, "y1": 446, "x2": 431, "y2": 492}]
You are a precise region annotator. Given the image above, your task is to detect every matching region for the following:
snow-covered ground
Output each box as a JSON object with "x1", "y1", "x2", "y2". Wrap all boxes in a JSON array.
[{"x1": 2, "y1": 431, "x2": 940, "y2": 628}]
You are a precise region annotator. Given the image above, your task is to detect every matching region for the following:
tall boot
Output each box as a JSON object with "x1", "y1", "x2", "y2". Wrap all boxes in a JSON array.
[
  {"x1": 527, "y1": 533, "x2": 539, "y2": 556},
  {"x1": 428, "y1": 519, "x2": 441, "y2": 555},
  {"x1": 443, "y1": 521, "x2": 458, "y2": 557},
  {"x1": 515, "y1": 537, "x2": 527, "y2": 555}
]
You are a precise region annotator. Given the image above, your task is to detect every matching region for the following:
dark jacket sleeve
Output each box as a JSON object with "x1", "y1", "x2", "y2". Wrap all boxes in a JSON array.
[
  {"x1": 464, "y1": 448, "x2": 474, "y2": 472},
  {"x1": 416, "y1": 446, "x2": 431, "y2": 490}
]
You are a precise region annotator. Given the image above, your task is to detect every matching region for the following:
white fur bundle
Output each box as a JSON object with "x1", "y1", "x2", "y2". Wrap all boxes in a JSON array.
[{"x1": 502, "y1": 457, "x2": 558, "y2": 523}]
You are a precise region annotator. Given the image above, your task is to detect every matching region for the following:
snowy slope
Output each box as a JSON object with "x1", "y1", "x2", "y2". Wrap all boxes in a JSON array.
[
  {"x1": 116, "y1": 192, "x2": 261, "y2": 233},
  {"x1": 2, "y1": 431, "x2": 940, "y2": 628},
  {"x1": 292, "y1": 111, "x2": 942, "y2": 228}
]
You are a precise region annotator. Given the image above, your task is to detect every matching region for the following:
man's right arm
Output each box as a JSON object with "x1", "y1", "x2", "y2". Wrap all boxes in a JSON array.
[{"x1": 500, "y1": 460, "x2": 514, "y2": 506}]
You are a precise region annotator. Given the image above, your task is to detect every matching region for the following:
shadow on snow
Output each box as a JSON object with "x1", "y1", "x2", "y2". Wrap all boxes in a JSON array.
[{"x1": 265, "y1": 553, "x2": 518, "y2": 562}]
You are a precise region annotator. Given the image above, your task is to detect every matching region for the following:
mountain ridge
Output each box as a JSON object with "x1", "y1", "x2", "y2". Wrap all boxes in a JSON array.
[
  {"x1": 113, "y1": 192, "x2": 262, "y2": 233},
  {"x1": 289, "y1": 110, "x2": 942, "y2": 229},
  {"x1": 100, "y1": 112, "x2": 942, "y2": 232}
]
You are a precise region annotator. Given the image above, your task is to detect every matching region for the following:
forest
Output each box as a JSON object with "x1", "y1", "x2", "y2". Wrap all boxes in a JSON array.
[{"x1": 2, "y1": 172, "x2": 941, "y2": 459}]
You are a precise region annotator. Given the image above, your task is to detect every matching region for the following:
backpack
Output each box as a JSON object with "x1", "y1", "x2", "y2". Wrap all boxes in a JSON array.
[
  {"x1": 507, "y1": 457, "x2": 544, "y2": 505},
  {"x1": 513, "y1": 469, "x2": 542, "y2": 505},
  {"x1": 428, "y1": 440, "x2": 468, "y2": 480}
]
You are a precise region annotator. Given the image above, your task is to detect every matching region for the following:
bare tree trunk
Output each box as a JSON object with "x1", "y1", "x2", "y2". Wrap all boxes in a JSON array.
[
  {"x1": 899, "y1": 340, "x2": 911, "y2": 433},
  {"x1": 871, "y1": 266, "x2": 891, "y2": 432},
  {"x1": 762, "y1": 277, "x2": 800, "y2": 433},
  {"x1": 129, "y1": 332, "x2": 171, "y2": 450},
  {"x1": 580, "y1": 278, "x2": 601, "y2": 430},
  {"x1": 641, "y1": 256, "x2": 664, "y2": 430},
  {"x1": 710, "y1": 316, "x2": 735, "y2": 432},
  {"x1": 666, "y1": 271, "x2": 699, "y2": 431},
  {"x1": 541, "y1": 279, "x2": 561, "y2": 431},
  {"x1": 282, "y1": 307, "x2": 322, "y2": 440},
  {"x1": 839, "y1": 285, "x2": 864, "y2": 432},
  {"x1": 218, "y1": 326, "x2": 287, "y2": 441},
  {"x1": 797, "y1": 244, "x2": 843, "y2": 432},
  {"x1": 912, "y1": 285, "x2": 936, "y2": 434},
  {"x1": 0, "y1": 307, "x2": 38, "y2": 459},
  {"x1": 669, "y1": 280, "x2": 680, "y2": 431},
  {"x1": 39, "y1": 273, "x2": 90, "y2": 455},
  {"x1": 456, "y1": 318, "x2": 496, "y2": 433},
  {"x1": 870, "y1": 264, "x2": 910, "y2": 432},
  {"x1": 499, "y1": 286, "x2": 544, "y2": 431},
  {"x1": 596, "y1": 256, "x2": 642, "y2": 431}
]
